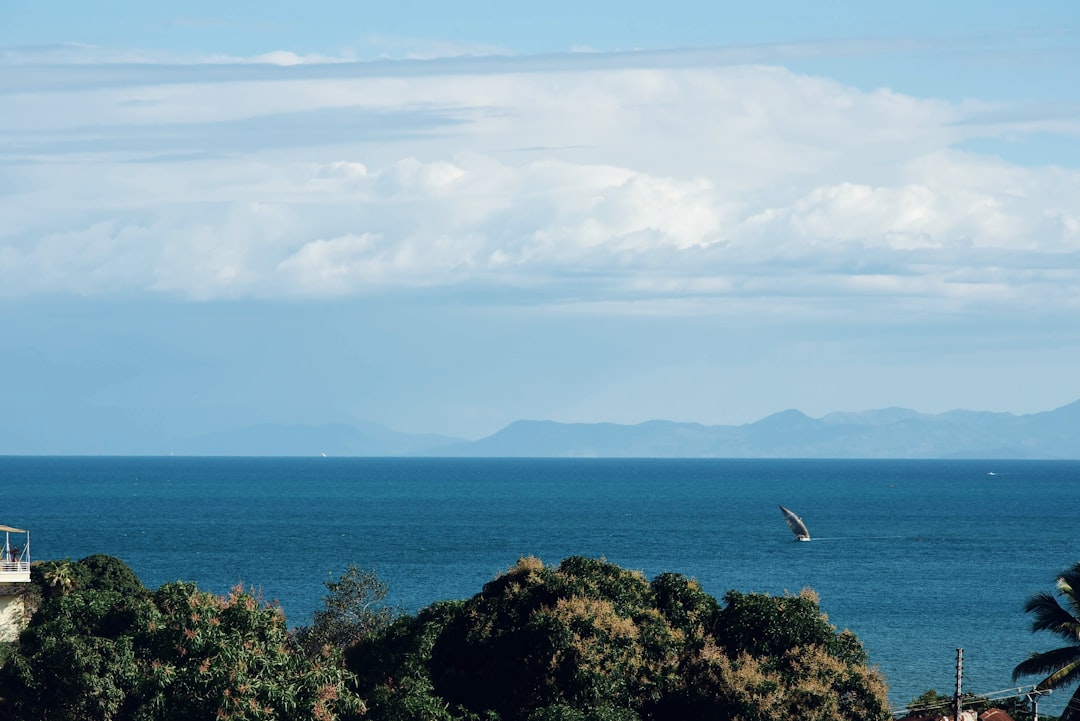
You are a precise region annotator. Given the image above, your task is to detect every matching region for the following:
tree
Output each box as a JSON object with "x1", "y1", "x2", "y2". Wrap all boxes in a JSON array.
[
  {"x1": 134, "y1": 582, "x2": 364, "y2": 721},
  {"x1": 0, "y1": 588, "x2": 148, "y2": 720},
  {"x1": 1, "y1": 565, "x2": 365, "y2": 721},
  {"x1": 2, "y1": 556, "x2": 151, "y2": 720},
  {"x1": 73, "y1": 554, "x2": 148, "y2": 597},
  {"x1": 671, "y1": 589, "x2": 888, "y2": 721},
  {"x1": 30, "y1": 555, "x2": 147, "y2": 602},
  {"x1": 347, "y1": 556, "x2": 891, "y2": 721},
  {"x1": 423, "y1": 556, "x2": 685, "y2": 719},
  {"x1": 346, "y1": 600, "x2": 465, "y2": 721},
  {"x1": 904, "y1": 689, "x2": 952, "y2": 718},
  {"x1": 1014, "y1": 562, "x2": 1080, "y2": 721},
  {"x1": 714, "y1": 588, "x2": 862, "y2": 664},
  {"x1": 34, "y1": 560, "x2": 77, "y2": 600},
  {"x1": 294, "y1": 564, "x2": 399, "y2": 657}
]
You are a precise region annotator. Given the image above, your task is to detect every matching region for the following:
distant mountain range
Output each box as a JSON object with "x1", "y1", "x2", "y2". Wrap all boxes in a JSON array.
[{"x1": 171, "y1": 399, "x2": 1080, "y2": 459}]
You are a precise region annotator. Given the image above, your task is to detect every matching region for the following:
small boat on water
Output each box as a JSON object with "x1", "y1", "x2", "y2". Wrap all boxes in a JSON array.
[{"x1": 778, "y1": 505, "x2": 811, "y2": 542}]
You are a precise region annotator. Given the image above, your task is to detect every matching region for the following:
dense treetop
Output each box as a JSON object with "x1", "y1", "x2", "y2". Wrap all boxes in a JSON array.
[
  {"x1": 348, "y1": 555, "x2": 891, "y2": 721},
  {"x1": 2, "y1": 557, "x2": 362, "y2": 721},
  {"x1": 0, "y1": 554, "x2": 890, "y2": 721}
]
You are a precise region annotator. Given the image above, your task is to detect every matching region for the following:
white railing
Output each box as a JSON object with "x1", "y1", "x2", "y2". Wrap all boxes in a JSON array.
[
  {"x1": 0, "y1": 529, "x2": 30, "y2": 583},
  {"x1": 0, "y1": 560, "x2": 30, "y2": 582}
]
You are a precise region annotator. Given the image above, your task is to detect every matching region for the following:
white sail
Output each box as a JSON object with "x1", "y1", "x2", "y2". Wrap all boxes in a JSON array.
[{"x1": 778, "y1": 505, "x2": 811, "y2": 541}]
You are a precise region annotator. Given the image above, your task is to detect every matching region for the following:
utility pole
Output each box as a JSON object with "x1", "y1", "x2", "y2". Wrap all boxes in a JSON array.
[
  {"x1": 953, "y1": 648, "x2": 963, "y2": 721},
  {"x1": 1027, "y1": 687, "x2": 1050, "y2": 721}
]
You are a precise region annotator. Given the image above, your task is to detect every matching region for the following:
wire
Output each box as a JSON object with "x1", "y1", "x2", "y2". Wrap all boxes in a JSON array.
[{"x1": 890, "y1": 685, "x2": 1043, "y2": 718}]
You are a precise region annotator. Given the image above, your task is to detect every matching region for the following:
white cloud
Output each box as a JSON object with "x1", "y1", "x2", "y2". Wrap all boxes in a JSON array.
[
  {"x1": 221, "y1": 50, "x2": 359, "y2": 66},
  {"x1": 1, "y1": 55, "x2": 1078, "y2": 315},
  {"x1": 0, "y1": 43, "x2": 359, "y2": 67}
]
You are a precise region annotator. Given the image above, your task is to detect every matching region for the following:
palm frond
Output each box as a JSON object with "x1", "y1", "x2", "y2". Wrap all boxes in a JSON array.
[
  {"x1": 1025, "y1": 591, "x2": 1062, "y2": 615},
  {"x1": 1041, "y1": 659, "x2": 1080, "y2": 691},
  {"x1": 1013, "y1": 648, "x2": 1080, "y2": 686},
  {"x1": 1016, "y1": 565, "x2": 1080, "y2": 720},
  {"x1": 1024, "y1": 592, "x2": 1080, "y2": 639},
  {"x1": 1059, "y1": 565, "x2": 1080, "y2": 618}
]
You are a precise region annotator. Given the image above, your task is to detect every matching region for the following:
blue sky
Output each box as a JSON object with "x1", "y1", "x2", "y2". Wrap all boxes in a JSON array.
[{"x1": 2, "y1": 2, "x2": 1079, "y2": 450}]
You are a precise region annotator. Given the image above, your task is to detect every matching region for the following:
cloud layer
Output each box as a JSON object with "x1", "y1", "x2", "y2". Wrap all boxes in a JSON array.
[{"x1": 2, "y1": 53, "x2": 1078, "y2": 316}]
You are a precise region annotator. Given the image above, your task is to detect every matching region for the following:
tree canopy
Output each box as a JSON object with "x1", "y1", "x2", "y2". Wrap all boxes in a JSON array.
[
  {"x1": 347, "y1": 555, "x2": 891, "y2": 721},
  {"x1": 2, "y1": 553, "x2": 892, "y2": 721},
  {"x1": 1, "y1": 556, "x2": 363, "y2": 721},
  {"x1": 293, "y1": 564, "x2": 399, "y2": 658}
]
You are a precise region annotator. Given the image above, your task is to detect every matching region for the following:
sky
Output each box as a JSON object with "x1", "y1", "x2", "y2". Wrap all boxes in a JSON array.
[{"x1": 2, "y1": 1, "x2": 1080, "y2": 450}]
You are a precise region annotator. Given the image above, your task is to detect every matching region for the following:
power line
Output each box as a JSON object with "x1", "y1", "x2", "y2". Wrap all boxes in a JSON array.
[
  {"x1": 888, "y1": 646, "x2": 1059, "y2": 719},
  {"x1": 891, "y1": 683, "x2": 1044, "y2": 718}
]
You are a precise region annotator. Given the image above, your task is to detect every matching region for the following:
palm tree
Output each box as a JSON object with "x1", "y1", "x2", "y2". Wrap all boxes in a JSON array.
[
  {"x1": 1013, "y1": 562, "x2": 1080, "y2": 721},
  {"x1": 41, "y1": 561, "x2": 76, "y2": 597}
]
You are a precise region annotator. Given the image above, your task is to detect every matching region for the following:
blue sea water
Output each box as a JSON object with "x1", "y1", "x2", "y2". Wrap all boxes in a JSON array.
[{"x1": 1, "y1": 456, "x2": 1078, "y2": 714}]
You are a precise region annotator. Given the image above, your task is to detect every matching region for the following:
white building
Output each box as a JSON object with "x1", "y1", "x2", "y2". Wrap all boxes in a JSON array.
[{"x1": 0, "y1": 525, "x2": 32, "y2": 643}]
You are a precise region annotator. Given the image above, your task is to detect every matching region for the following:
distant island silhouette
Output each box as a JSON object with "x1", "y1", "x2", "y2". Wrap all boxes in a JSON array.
[{"x1": 157, "y1": 398, "x2": 1080, "y2": 459}]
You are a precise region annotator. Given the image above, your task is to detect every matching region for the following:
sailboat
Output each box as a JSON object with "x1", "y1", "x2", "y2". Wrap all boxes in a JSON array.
[{"x1": 778, "y1": 505, "x2": 811, "y2": 542}]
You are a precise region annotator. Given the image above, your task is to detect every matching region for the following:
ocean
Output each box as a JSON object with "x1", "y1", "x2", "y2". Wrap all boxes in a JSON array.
[{"x1": 1, "y1": 456, "x2": 1077, "y2": 714}]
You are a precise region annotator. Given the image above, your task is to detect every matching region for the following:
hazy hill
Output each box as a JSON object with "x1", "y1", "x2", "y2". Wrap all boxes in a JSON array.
[
  {"x1": 439, "y1": 399, "x2": 1080, "y2": 459},
  {"x1": 92, "y1": 398, "x2": 1080, "y2": 458}
]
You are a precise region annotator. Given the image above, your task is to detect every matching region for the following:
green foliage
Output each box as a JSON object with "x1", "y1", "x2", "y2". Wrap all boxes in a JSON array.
[
  {"x1": 135, "y1": 582, "x2": 364, "y2": 721},
  {"x1": 5, "y1": 553, "x2": 892, "y2": 721},
  {"x1": 526, "y1": 704, "x2": 641, "y2": 721},
  {"x1": 294, "y1": 564, "x2": 400, "y2": 657},
  {"x1": 716, "y1": 588, "x2": 865, "y2": 666},
  {"x1": 1014, "y1": 562, "x2": 1080, "y2": 721},
  {"x1": 0, "y1": 573, "x2": 364, "y2": 721},
  {"x1": 0, "y1": 588, "x2": 148, "y2": 720},
  {"x1": 649, "y1": 572, "x2": 719, "y2": 639},
  {"x1": 348, "y1": 601, "x2": 466, "y2": 721},
  {"x1": 31, "y1": 555, "x2": 148, "y2": 602},
  {"x1": 75, "y1": 555, "x2": 149, "y2": 597},
  {"x1": 423, "y1": 556, "x2": 682, "y2": 719},
  {"x1": 671, "y1": 618, "x2": 888, "y2": 720},
  {"x1": 0, "y1": 642, "x2": 15, "y2": 668},
  {"x1": 31, "y1": 559, "x2": 77, "y2": 601},
  {"x1": 348, "y1": 555, "x2": 890, "y2": 721},
  {"x1": 905, "y1": 688, "x2": 951, "y2": 717}
]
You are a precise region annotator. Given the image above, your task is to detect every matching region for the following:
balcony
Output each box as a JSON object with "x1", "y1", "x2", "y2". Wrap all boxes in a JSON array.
[{"x1": 0, "y1": 526, "x2": 29, "y2": 583}]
